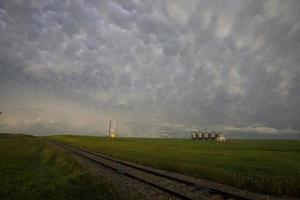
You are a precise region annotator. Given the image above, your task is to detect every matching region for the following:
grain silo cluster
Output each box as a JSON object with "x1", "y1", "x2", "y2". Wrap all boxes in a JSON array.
[{"x1": 191, "y1": 131, "x2": 225, "y2": 141}]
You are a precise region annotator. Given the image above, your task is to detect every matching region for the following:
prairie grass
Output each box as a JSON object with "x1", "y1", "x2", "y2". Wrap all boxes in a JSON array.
[
  {"x1": 0, "y1": 134, "x2": 123, "y2": 200},
  {"x1": 51, "y1": 135, "x2": 300, "y2": 197}
]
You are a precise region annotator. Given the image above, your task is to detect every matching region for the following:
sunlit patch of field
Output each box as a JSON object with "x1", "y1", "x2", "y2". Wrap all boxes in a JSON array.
[
  {"x1": 0, "y1": 134, "x2": 122, "y2": 200},
  {"x1": 51, "y1": 135, "x2": 300, "y2": 197}
]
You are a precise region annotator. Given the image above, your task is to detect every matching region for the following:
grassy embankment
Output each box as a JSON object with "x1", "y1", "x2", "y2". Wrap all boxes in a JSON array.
[
  {"x1": 0, "y1": 134, "x2": 125, "y2": 200},
  {"x1": 51, "y1": 135, "x2": 300, "y2": 197}
]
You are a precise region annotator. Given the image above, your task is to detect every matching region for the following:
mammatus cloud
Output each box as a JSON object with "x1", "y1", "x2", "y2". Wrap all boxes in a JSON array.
[{"x1": 0, "y1": 0, "x2": 300, "y2": 138}]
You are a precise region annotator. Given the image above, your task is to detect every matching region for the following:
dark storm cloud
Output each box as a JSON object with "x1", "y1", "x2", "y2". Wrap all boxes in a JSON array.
[{"x1": 0, "y1": 0, "x2": 300, "y2": 137}]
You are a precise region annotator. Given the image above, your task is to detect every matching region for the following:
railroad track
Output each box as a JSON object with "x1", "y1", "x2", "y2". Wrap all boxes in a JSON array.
[{"x1": 46, "y1": 140, "x2": 286, "y2": 200}]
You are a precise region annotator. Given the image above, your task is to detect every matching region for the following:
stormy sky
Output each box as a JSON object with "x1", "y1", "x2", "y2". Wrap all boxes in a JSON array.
[{"x1": 0, "y1": 0, "x2": 300, "y2": 138}]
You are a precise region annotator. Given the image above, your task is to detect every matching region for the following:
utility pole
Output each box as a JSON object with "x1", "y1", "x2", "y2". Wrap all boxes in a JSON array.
[
  {"x1": 108, "y1": 120, "x2": 112, "y2": 137},
  {"x1": 107, "y1": 120, "x2": 119, "y2": 139},
  {"x1": 116, "y1": 120, "x2": 118, "y2": 137}
]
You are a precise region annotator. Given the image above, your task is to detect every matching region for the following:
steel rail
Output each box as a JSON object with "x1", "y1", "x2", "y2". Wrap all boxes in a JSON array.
[
  {"x1": 47, "y1": 140, "x2": 194, "y2": 200},
  {"x1": 70, "y1": 144, "x2": 250, "y2": 200},
  {"x1": 46, "y1": 140, "x2": 274, "y2": 200}
]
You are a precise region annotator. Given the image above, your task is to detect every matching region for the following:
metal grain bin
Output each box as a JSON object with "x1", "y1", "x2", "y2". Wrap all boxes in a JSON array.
[
  {"x1": 211, "y1": 132, "x2": 216, "y2": 139},
  {"x1": 208, "y1": 132, "x2": 212, "y2": 140},
  {"x1": 201, "y1": 132, "x2": 205, "y2": 140},
  {"x1": 198, "y1": 131, "x2": 202, "y2": 140},
  {"x1": 203, "y1": 132, "x2": 208, "y2": 140},
  {"x1": 191, "y1": 132, "x2": 197, "y2": 140}
]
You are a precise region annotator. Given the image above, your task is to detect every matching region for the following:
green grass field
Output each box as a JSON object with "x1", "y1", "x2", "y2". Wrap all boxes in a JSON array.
[
  {"x1": 51, "y1": 135, "x2": 300, "y2": 197},
  {"x1": 0, "y1": 134, "x2": 124, "y2": 200}
]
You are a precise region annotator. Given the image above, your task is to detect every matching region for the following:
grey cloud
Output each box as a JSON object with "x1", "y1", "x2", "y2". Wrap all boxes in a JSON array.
[
  {"x1": 0, "y1": 0, "x2": 300, "y2": 138},
  {"x1": 223, "y1": 124, "x2": 300, "y2": 139}
]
